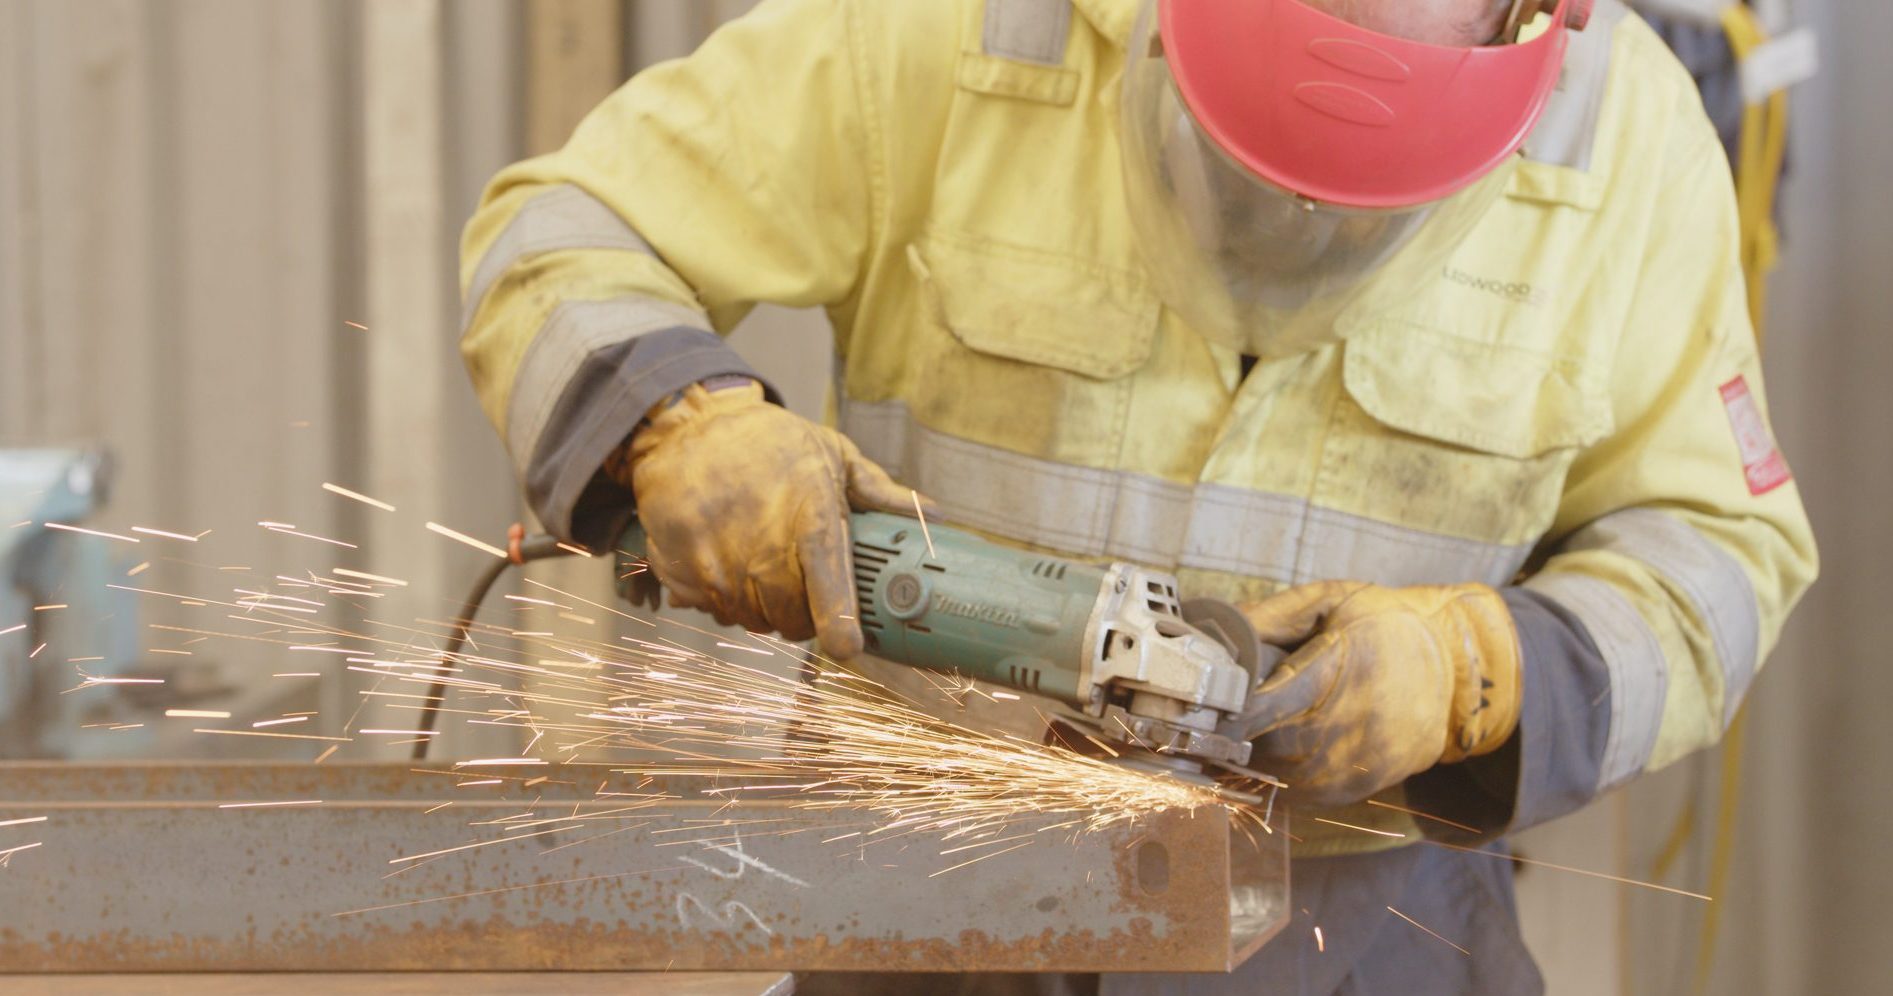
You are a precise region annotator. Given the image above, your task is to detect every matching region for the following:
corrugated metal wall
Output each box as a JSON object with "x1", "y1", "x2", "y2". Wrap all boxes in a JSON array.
[{"x1": 0, "y1": 0, "x2": 821, "y2": 760}]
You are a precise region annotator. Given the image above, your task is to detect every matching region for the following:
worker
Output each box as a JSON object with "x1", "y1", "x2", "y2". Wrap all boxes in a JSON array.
[{"x1": 460, "y1": 0, "x2": 1817, "y2": 991}]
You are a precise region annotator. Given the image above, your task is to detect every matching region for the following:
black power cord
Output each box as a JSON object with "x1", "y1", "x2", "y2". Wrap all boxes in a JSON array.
[{"x1": 411, "y1": 532, "x2": 575, "y2": 760}]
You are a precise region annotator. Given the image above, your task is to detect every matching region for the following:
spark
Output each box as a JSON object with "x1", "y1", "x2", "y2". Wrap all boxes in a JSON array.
[
  {"x1": 454, "y1": 758, "x2": 547, "y2": 767},
  {"x1": 273, "y1": 673, "x2": 321, "y2": 678},
  {"x1": 262, "y1": 523, "x2": 358, "y2": 549},
  {"x1": 313, "y1": 746, "x2": 339, "y2": 764},
  {"x1": 360, "y1": 729, "x2": 438, "y2": 736},
  {"x1": 333, "y1": 567, "x2": 408, "y2": 587},
  {"x1": 131, "y1": 526, "x2": 200, "y2": 542},
  {"x1": 928, "y1": 840, "x2": 1033, "y2": 877},
  {"x1": 556, "y1": 542, "x2": 593, "y2": 557},
  {"x1": 322, "y1": 483, "x2": 396, "y2": 512},
  {"x1": 252, "y1": 717, "x2": 308, "y2": 728},
  {"x1": 33, "y1": 604, "x2": 66, "y2": 612},
  {"x1": 1314, "y1": 926, "x2": 1325, "y2": 952},
  {"x1": 937, "y1": 829, "x2": 1040, "y2": 855},
  {"x1": 426, "y1": 521, "x2": 508, "y2": 559},
  {"x1": 424, "y1": 802, "x2": 453, "y2": 814},
  {"x1": 525, "y1": 577, "x2": 653, "y2": 628},
  {"x1": 1311, "y1": 817, "x2": 1406, "y2": 839},
  {"x1": 28, "y1": 644, "x2": 44, "y2": 659},
  {"x1": 456, "y1": 779, "x2": 502, "y2": 787},
  {"x1": 194, "y1": 728, "x2": 351, "y2": 743},
  {"x1": 0, "y1": 817, "x2": 48, "y2": 828},
  {"x1": 237, "y1": 591, "x2": 325, "y2": 608},
  {"x1": 1364, "y1": 798, "x2": 1481, "y2": 836},
  {"x1": 147, "y1": 649, "x2": 193, "y2": 656},
  {"x1": 111, "y1": 583, "x2": 265, "y2": 611},
  {"x1": 992, "y1": 691, "x2": 1020, "y2": 700},
  {"x1": 44, "y1": 522, "x2": 139, "y2": 543},
  {"x1": 1421, "y1": 840, "x2": 1714, "y2": 901},
  {"x1": 78, "y1": 676, "x2": 162, "y2": 685},
  {"x1": 219, "y1": 800, "x2": 323, "y2": 810},
  {"x1": 344, "y1": 320, "x2": 369, "y2": 332},
  {"x1": 127, "y1": 562, "x2": 150, "y2": 576},
  {"x1": 505, "y1": 595, "x2": 561, "y2": 608},
  {"x1": 0, "y1": 624, "x2": 22, "y2": 638},
  {"x1": 715, "y1": 641, "x2": 773, "y2": 656},
  {"x1": 912, "y1": 490, "x2": 937, "y2": 558},
  {"x1": 1386, "y1": 905, "x2": 1469, "y2": 956},
  {"x1": 164, "y1": 709, "x2": 232, "y2": 719},
  {"x1": 0, "y1": 842, "x2": 42, "y2": 860}
]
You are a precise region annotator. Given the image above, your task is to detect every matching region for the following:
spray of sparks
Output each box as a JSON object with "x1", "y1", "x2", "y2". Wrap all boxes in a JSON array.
[
  {"x1": 18, "y1": 510, "x2": 1276, "y2": 889},
  {"x1": 217, "y1": 577, "x2": 1255, "y2": 842}
]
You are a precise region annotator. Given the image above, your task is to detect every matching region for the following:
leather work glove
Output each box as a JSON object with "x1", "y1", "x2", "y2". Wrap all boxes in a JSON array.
[
  {"x1": 1223, "y1": 581, "x2": 1524, "y2": 809},
  {"x1": 612, "y1": 380, "x2": 933, "y2": 660}
]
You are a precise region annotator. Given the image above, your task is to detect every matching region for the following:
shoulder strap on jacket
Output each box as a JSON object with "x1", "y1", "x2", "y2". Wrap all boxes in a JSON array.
[
  {"x1": 1525, "y1": 0, "x2": 1632, "y2": 170},
  {"x1": 981, "y1": 0, "x2": 1073, "y2": 66}
]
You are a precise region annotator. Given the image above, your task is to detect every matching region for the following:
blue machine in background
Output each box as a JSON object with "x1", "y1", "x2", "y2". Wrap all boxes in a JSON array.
[{"x1": 0, "y1": 450, "x2": 146, "y2": 758}]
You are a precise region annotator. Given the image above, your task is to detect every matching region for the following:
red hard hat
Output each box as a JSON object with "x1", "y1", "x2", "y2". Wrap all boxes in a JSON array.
[{"x1": 1161, "y1": 0, "x2": 1593, "y2": 210}]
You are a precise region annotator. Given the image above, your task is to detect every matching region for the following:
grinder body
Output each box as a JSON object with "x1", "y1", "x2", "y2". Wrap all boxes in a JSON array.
[
  {"x1": 849, "y1": 511, "x2": 1105, "y2": 706},
  {"x1": 622, "y1": 511, "x2": 1276, "y2": 773}
]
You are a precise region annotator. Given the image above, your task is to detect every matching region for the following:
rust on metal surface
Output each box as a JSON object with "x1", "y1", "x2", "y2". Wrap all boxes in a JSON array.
[{"x1": 0, "y1": 763, "x2": 1287, "y2": 973}]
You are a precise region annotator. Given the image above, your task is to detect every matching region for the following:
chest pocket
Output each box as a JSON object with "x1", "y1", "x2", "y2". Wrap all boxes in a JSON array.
[
  {"x1": 1318, "y1": 321, "x2": 1614, "y2": 562},
  {"x1": 903, "y1": 229, "x2": 1159, "y2": 468}
]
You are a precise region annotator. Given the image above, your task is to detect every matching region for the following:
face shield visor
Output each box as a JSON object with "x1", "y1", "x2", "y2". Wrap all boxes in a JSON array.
[{"x1": 1120, "y1": 0, "x2": 1593, "y2": 356}]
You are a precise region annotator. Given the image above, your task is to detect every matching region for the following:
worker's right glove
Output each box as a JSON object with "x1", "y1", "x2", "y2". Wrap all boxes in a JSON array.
[
  {"x1": 611, "y1": 380, "x2": 930, "y2": 661},
  {"x1": 1222, "y1": 581, "x2": 1524, "y2": 808}
]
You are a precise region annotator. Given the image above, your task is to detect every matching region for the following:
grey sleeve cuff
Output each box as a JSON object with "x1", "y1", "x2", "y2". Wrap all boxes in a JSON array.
[
  {"x1": 522, "y1": 325, "x2": 779, "y2": 549},
  {"x1": 1404, "y1": 586, "x2": 1612, "y2": 843}
]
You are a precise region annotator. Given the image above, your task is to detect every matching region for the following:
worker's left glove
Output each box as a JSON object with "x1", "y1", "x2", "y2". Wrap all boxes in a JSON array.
[{"x1": 1225, "y1": 581, "x2": 1523, "y2": 808}]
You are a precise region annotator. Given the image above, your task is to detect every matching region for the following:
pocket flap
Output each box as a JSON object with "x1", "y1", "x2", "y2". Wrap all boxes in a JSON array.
[
  {"x1": 1506, "y1": 159, "x2": 1606, "y2": 211},
  {"x1": 956, "y1": 52, "x2": 1080, "y2": 105},
  {"x1": 1343, "y1": 323, "x2": 1612, "y2": 458},
  {"x1": 909, "y1": 232, "x2": 1158, "y2": 380}
]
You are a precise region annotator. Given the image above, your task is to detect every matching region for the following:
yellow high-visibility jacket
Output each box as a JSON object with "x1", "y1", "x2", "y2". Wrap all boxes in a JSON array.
[{"x1": 461, "y1": 0, "x2": 1816, "y2": 863}]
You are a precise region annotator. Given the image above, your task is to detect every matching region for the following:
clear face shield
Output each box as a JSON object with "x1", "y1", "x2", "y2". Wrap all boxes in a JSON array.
[{"x1": 1119, "y1": 0, "x2": 1589, "y2": 356}]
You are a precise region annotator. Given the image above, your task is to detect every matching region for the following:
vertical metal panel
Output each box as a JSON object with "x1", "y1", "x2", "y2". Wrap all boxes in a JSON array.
[
  {"x1": 166, "y1": 0, "x2": 345, "y2": 572},
  {"x1": 354, "y1": 0, "x2": 535, "y2": 760},
  {"x1": 527, "y1": 0, "x2": 625, "y2": 156},
  {"x1": 0, "y1": 0, "x2": 164, "y2": 465},
  {"x1": 0, "y1": 0, "x2": 36, "y2": 438},
  {"x1": 440, "y1": 0, "x2": 542, "y2": 759},
  {"x1": 360, "y1": 0, "x2": 456, "y2": 748}
]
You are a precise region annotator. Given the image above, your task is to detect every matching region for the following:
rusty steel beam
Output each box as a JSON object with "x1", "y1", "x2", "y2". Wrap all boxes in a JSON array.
[{"x1": 0, "y1": 762, "x2": 1288, "y2": 973}]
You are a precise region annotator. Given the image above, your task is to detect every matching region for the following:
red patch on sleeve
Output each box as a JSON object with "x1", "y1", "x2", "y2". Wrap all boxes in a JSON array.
[{"x1": 1720, "y1": 376, "x2": 1791, "y2": 495}]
